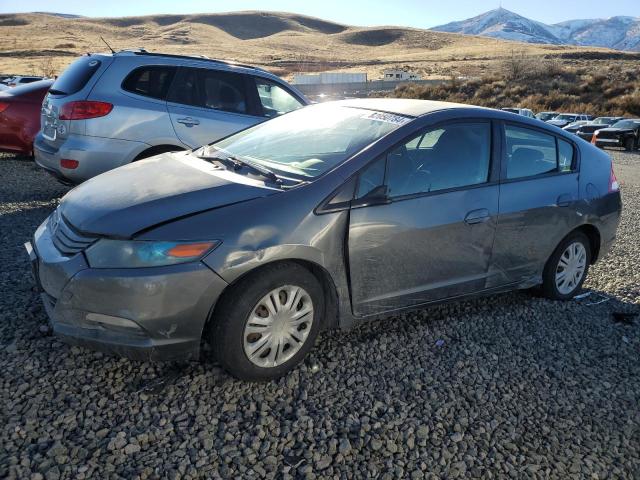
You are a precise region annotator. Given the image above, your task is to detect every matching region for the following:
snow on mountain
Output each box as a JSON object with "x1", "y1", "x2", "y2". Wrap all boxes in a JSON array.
[{"x1": 431, "y1": 8, "x2": 640, "y2": 52}]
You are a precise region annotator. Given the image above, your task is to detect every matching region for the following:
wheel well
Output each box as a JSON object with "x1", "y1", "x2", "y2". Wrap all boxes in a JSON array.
[
  {"x1": 207, "y1": 260, "x2": 340, "y2": 334},
  {"x1": 574, "y1": 224, "x2": 601, "y2": 264},
  {"x1": 133, "y1": 144, "x2": 184, "y2": 161}
]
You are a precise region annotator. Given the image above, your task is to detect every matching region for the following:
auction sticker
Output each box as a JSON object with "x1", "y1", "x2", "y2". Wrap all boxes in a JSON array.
[{"x1": 361, "y1": 111, "x2": 412, "y2": 125}]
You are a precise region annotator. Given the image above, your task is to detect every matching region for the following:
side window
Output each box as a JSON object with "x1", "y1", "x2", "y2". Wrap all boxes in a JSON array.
[
  {"x1": 505, "y1": 125, "x2": 558, "y2": 179},
  {"x1": 255, "y1": 78, "x2": 304, "y2": 118},
  {"x1": 199, "y1": 70, "x2": 248, "y2": 114},
  {"x1": 122, "y1": 66, "x2": 177, "y2": 100},
  {"x1": 356, "y1": 156, "x2": 386, "y2": 199},
  {"x1": 386, "y1": 122, "x2": 491, "y2": 197},
  {"x1": 167, "y1": 68, "x2": 200, "y2": 106},
  {"x1": 558, "y1": 138, "x2": 574, "y2": 172}
]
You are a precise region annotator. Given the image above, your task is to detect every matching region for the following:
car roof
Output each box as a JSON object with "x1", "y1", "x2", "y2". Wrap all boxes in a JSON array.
[{"x1": 330, "y1": 98, "x2": 489, "y2": 117}]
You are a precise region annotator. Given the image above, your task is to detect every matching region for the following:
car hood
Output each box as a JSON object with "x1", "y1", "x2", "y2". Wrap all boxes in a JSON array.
[
  {"x1": 547, "y1": 120, "x2": 569, "y2": 126},
  {"x1": 59, "y1": 152, "x2": 279, "y2": 238}
]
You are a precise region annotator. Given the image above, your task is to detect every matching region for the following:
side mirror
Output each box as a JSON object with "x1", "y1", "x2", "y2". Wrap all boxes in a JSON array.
[{"x1": 351, "y1": 185, "x2": 390, "y2": 208}]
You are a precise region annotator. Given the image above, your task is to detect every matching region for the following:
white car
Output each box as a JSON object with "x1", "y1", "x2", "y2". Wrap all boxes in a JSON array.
[{"x1": 501, "y1": 108, "x2": 535, "y2": 119}]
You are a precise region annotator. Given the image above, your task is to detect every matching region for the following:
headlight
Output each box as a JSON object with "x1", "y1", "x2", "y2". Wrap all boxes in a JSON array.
[{"x1": 85, "y1": 239, "x2": 220, "y2": 268}]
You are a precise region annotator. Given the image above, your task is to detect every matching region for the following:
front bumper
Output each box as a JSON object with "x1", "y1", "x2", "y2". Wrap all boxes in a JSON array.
[
  {"x1": 594, "y1": 138, "x2": 623, "y2": 148},
  {"x1": 26, "y1": 219, "x2": 228, "y2": 361}
]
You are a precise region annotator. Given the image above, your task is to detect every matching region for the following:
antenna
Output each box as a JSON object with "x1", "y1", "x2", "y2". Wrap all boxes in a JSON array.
[{"x1": 100, "y1": 36, "x2": 116, "y2": 54}]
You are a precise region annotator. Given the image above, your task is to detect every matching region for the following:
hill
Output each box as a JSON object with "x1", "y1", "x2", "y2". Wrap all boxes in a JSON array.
[
  {"x1": 0, "y1": 11, "x2": 636, "y2": 80},
  {"x1": 432, "y1": 8, "x2": 640, "y2": 52}
]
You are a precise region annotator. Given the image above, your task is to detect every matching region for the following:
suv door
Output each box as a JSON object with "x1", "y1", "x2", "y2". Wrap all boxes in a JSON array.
[
  {"x1": 166, "y1": 67, "x2": 262, "y2": 148},
  {"x1": 347, "y1": 120, "x2": 500, "y2": 317},
  {"x1": 488, "y1": 123, "x2": 580, "y2": 287}
]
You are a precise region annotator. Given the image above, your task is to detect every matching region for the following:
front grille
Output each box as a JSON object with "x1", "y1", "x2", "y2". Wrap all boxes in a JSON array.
[
  {"x1": 596, "y1": 131, "x2": 620, "y2": 140},
  {"x1": 50, "y1": 214, "x2": 97, "y2": 256}
]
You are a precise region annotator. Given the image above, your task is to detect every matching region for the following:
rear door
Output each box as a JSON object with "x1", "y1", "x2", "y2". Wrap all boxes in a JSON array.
[
  {"x1": 348, "y1": 120, "x2": 500, "y2": 317},
  {"x1": 489, "y1": 123, "x2": 580, "y2": 287},
  {"x1": 166, "y1": 67, "x2": 262, "y2": 148}
]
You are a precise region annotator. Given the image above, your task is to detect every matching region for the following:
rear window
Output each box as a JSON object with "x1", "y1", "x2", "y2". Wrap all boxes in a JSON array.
[
  {"x1": 50, "y1": 57, "x2": 102, "y2": 96},
  {"x1": 122, "y1": 66, "x2": 177, "y2": 100}
]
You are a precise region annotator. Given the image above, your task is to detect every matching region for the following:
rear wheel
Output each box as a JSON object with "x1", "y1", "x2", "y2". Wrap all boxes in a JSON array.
[
  {"x1": 209, "y1": 263, "x2": 323, "y2": 381},
  {"x1": 541, "y1": 232, "x2": 591, "y2": 300}
]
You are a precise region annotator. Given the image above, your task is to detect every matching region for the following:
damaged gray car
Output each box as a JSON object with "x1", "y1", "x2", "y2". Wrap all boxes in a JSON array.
[{"x1": 26, "y1": 99, "x2": 622, "y2": 380}]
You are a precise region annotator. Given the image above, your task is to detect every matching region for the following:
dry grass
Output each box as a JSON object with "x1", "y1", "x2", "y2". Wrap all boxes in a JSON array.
[
  {"x1": 389, "y1": 56, "x2": 640, "y2": 116},
  {"x1": 0, "y1": 11, "x2": 637, "y2": 83}
]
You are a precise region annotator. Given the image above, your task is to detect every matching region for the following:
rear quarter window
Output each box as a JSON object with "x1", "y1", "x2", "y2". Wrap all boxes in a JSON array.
[
  {"x1": 51, "y1": 57, "x2": 102, "y2": 95},
  {"x1": 122, "y1": 66, "x2": 177, "y2": 100}
]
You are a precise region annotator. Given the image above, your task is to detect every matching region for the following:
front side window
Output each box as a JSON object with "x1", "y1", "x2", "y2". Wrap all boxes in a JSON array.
[
  {"x1": 385, "y1": 122, "x2": 491, "y2": 197},
  {"x1": 505, "y1": 125, "x2": 564, "y2": 179},
  {"x1": 211, "y1": 105, "x2": 410, "y2": 178},
  {"x1": 122, "y1": 66, "x2": 177, "y2": 100},
  {"x1": 255, "y1": 78, "x2": 304, "y2": 118}
]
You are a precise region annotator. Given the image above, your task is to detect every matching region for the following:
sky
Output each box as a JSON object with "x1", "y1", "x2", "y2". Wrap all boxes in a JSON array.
[{"x1": 0, "y1": 0, "x2": 638, "y2": 27}]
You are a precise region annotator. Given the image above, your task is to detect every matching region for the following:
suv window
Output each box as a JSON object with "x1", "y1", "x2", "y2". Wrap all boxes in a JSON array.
[
  {"x1": 385, "y1": 122, "x2": 491, "y2": 197},
  {"x1": 50, "y1": 57, "x2": 102, "y2": 95},
  {"x1": 122, "y1": 66, "x2": 176, "y2": 100},
  {"x1": 255, "y1": 78, "x2": 303, "y2": 118},
  {"x1": 168, "y1": 68, "x2": 249, "y2": 115},
  {"x1": 505, "y1": 125, "x2": 566, "y2": 179}
]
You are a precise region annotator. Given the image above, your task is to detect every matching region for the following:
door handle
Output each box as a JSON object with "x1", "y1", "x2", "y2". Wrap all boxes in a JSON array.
[
  {"x1": 176, "y1": 117, "x2": 200, "y2": 126},
  {"x1": 464, "y1": 208, "x2": 490, "y2": 225},
  {"x1": 556, "y1": 194, "x2": 573, "y2": 207}
]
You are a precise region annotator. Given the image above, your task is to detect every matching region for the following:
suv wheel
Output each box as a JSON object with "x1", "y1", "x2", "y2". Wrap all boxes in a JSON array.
[
  {"x1": 541, "y1": 232, "x2": 591, "y2": 300},
  {"x1": 209, "y1": 263, "x2": 323, "y2": 381}
]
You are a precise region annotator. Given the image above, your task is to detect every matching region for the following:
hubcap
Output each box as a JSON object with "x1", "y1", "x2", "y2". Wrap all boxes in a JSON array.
[
  {"x1": 243, "y1": 285, "x2": 314, "y2": 368},
  {"x1": 555, "y1": 242, "x2": 587, "y2": 295}
]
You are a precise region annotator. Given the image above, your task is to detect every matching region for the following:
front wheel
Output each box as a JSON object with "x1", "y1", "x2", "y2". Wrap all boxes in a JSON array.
[
  {"x1": 624, "y1": 137, "x2": 635, "y2": 151},
  {"x1": 541, "y1": 232, "x2": 591, "y2": 300},
  {"x1": 209, "y1": 263, "x2": 323, "y2": 381}
]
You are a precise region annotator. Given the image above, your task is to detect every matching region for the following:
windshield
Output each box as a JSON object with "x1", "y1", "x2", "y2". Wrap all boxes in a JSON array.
[
  {"x1": 538, "y1": 113, "x2": 556, "y2": 120},
  {"x1": 555, "y1": 115, "x2": 576, "y2": 121},
  {"x1": 612, "y1": 120, "x2": 640, "y2": 129},
  {"x1": 502, "y1": 108, "x2": 519, "y2": 113},
  {"x1": 210, "y1": 104, "x2": 411, "y2": 178}
]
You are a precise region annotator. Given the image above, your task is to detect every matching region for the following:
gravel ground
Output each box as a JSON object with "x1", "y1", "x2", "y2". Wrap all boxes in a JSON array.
[{"x1": 1, "y1": 151, "x2": 639, "y2": 479}]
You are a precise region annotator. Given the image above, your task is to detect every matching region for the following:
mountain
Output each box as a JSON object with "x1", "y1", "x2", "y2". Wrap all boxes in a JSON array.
[{"x1": 432, "y1": 8, "x2": 640, "y2": 52}]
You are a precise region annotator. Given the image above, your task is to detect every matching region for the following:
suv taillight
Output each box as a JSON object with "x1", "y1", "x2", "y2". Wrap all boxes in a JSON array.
[
  {"x1": 609, "y1": 164, "x2": 620, "y2": 192},
  {"x1": 0, "y1": 102, "x2": 9, "y2": 113},
  {"x1": 59, "y1": 101, "x2": 113, "y2": 120}
]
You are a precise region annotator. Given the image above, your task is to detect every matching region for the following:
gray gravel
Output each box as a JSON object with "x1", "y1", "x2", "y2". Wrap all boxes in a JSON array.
[{"x1": 1, "y1": 151, "x2": 639, "y2": 479}]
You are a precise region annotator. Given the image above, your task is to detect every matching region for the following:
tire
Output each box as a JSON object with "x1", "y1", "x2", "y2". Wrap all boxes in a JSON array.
[
  {"x1": 624, "y1": 137, "x2": 634, "y2": 152},
  {"x1": 209, "y1": 262, "x2": 324, "y2": 381},
  {"x1": 541, "y1": 232, "x2": 591, "y2": 300}
]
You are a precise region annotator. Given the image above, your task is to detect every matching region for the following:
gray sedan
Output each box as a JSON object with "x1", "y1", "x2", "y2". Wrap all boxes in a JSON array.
[{"x1": 26, "y1": 99, "x2": 622, "y2": 380}]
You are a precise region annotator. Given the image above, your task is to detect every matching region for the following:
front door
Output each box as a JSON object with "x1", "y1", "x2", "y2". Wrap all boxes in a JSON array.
[{"x1": 348, "y1": 120, "x2": 499, "y2": 317}]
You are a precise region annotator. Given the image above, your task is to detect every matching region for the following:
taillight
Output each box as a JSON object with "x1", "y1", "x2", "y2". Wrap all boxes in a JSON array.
[
  {"x1": 591, "y1": 132, "x2": 597, "y2": 144},
  {"x1": 60, "y1": 159, "x2": 79, "y2": 169},
  {"x1": 609, "y1": 164, "x2": 619, "y2": 192},
  {"x1": 0, "y1": 102, "x2": 9, "y2": 113},
  {"x1": 59, "y1": 101, "x2": 113, "y2": 120}
]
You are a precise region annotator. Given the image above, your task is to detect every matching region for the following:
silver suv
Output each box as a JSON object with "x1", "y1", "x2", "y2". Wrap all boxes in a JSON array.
[{"x1": 34, "y1": 50, "x2": 308, "y2": 183}]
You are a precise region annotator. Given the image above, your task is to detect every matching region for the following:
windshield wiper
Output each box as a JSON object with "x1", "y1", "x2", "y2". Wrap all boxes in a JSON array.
[{"x1": 197, "y1": 151, "x2": 281, "y2": 185}]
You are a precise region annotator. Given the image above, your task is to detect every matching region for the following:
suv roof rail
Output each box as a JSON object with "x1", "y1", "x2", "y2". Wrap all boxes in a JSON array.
[{"x1": 114, "y1": 50, "x2": 270, "y2": 74}]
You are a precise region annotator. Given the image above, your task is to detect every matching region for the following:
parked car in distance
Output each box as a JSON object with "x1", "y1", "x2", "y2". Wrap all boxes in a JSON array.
[
  {"x1": 563, "y1": 120, "x2": 590, "y2": 134},
  {"x1": 501, "y1": 107, "x2": 535, "y2": 118},
  {"x1": 0, "y1": 79, "x2": 53, "y2": 154},
  {"x1": 2, "y1": 75, "x2": 45, "y2": 87},
  {"x1": 547, "y1": 114, "x2": 592, "y2": 128},
  {"x1": 576, "y1": 117, "x2": 626, "y2": 142},
  {"x1": 536, "y1": 111, "x2": 558, "y2": 122},
  {"x1": 34, "y1": 50, "x2": 308, "y2": 184},
  {"x1": 592, "y1": 119, "x2": 640, "y2": 151},
  {"x1": 26, "y1": 99, "x2": 622, "y2": 380}
]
